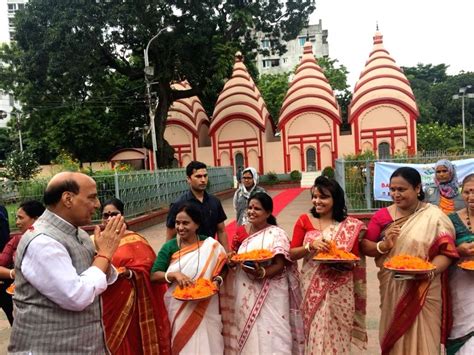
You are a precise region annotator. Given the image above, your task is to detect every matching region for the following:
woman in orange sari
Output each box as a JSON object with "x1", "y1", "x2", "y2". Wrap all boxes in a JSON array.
[
  {"x1": 361, "y1": 167, "x2": 458, "y2": 355},
  {"x1": 101, "y1": 198, "x2": 171, "y2": 355}
]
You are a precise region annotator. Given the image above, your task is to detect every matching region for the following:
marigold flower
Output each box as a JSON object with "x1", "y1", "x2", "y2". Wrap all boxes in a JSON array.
[
  {"x1": 6, "y1": 283, "x2": 15, "y2": 295},
  {"x1": 384, "y1": 254, "x2": 435, "y2": 270},
  {"x1": 459, "y1": 260, "x2": 474, "y2": 270},
  {"x1": 173, "y1": 278, "x2": 217, "y2": 300},
  {"x1": 314, "y1": 241, "x2": 358, "y2": 260},
  {"x1": 231, "y1": 249, "x2": 274, "y2": 262}
]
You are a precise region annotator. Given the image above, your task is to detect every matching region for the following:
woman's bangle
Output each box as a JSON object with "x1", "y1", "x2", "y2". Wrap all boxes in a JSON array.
[
  {"x1": 213, "y1": 275, "x2": 224, "y2": 286},
  {"x1": 164, "y1": 271, "x2": 172, "y2": 284},
  {"x1": 9, "y1": 269, "x2": 14, "y2": 280},
  {"x1": 125, "y1": 269, "x2": 133, "y2": 279},
  {"x1": 95, "y1": 254, "x2": 111, "y2": 263},
  {"x1": 376, "y1": 241, "x2": 389, "y2": 255},
  {"x1": 304, "y1": 242, "x2": 312, "y2": 254},
  {"x1": 258, "y1": 267, "x2": 266, "y2": 279},
  {"x1": 428, "y1": 270, "x2": 436, "y2": 281}
]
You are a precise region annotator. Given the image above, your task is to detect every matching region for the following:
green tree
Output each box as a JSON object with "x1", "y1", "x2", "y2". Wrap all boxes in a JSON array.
[
  {"x1": 402, "y1": 64, "x2": 474, "y2": 128},
  {"x1": 415, "y1": 122, "x2": 473, "y2": 151},
  {"x1": 1, "y1": 150, "x2": 41, "y2": 180},
  {"x1": 0, "y1": 0, "x2": 315, "y2": 167},
  {"x1": 0, "y1": 128, "x2": 16, "y2": 161},
  {"x1": 317, "y1": 57, "x2": 349, "y2": 91},
  {"x1": 258, "y1": 72, "x2": 290, "y2": 123}
]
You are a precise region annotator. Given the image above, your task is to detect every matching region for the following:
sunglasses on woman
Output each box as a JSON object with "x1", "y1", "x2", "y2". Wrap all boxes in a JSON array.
[{"x1": 102, "y1": 211, "x2": 121, "y2": 219}]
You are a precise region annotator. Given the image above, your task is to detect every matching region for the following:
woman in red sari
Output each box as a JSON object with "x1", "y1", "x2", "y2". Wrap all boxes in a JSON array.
[
  {"x1": 289, "y1": 176, "x2": 367, "y2": 354},
  {"x1": 100, "y1": 198, "x2": 171, "y2": 355},
  {"x1": 361, "y1": 167, "x2": 458, "y2": 354}
]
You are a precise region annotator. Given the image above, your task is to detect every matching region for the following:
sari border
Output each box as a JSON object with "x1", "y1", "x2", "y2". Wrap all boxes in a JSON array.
[{"x1": 237, "y1": 279, "x2": 272, "y2": 351}]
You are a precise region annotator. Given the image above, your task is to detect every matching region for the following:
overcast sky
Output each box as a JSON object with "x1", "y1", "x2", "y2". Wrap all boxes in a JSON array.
[{"x1": 311, "y1": 0, "x2": 474, "y2": 88}]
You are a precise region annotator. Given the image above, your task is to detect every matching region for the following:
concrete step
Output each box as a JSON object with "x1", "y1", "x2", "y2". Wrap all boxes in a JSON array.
[{"x1": 300, "y1": 171, "x2": 320, "y2": 188}]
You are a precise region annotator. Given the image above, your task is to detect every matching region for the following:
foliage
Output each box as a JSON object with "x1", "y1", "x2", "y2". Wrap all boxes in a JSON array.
[
  {"x1": 1, "y1": 150, "x2": 41, "y2": 180},
  {"x1": 114, "y1": 162, "x2": 133, "y2": 173},
  {"x1": 265, "y1": 171, "x2": 279, "y2": 184},
  {"x1": 290, "y1": 169, "x2": 302, "y2": 181},
  {"x1": 321, "y1": 166, "x2": 335, "y2": 179},
  {"x1": 51, "y1": 151, "x2": 81, "y2": 172},
  {"x1": 402, "y1": 64, "x2": 474, "y2": 130},
  {"x1": 317, "y1": 57, "x2": 349, "y2": 92},
  {"x1": 0, "y1": 0, "x2": 315, "y2": 166},
  {"x1": 343, "y1": 150, "x2": 376, "y2": 161},
  {"x1": 0, "y1": 128, "x2": 16, "y2": 162},
  {"x1": 258, "y1": 72, "x2": 290, "y2": 123},
  {"x1": 417, "y1": 123, "x2": 473, "y2": 151}
]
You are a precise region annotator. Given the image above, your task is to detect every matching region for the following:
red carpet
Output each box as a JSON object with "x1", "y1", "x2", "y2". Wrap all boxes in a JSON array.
[{"x1": 225, "y1": 188, "x2": 306, "y2": 246}]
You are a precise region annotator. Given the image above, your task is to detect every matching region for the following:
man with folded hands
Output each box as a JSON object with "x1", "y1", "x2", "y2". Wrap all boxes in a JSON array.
[{"x1": 8, "y1": 172, "x2": 125, "y2": 354}]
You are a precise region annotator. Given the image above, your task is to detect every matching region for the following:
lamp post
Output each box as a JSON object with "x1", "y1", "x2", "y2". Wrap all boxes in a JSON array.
[
  {"x1": 454, "y1": 85, "x2": 473, "y2": 150},
  {"x1": 144, "y1": 26, "x2": 173, "y2": 170}
]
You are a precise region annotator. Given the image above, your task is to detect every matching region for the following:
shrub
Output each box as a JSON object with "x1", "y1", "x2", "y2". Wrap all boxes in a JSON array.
[
  {"x1": 321, "y1": 166, "x2": 335, "y2": 179},
  {"x1": 266, "y1": 171, "x2": 279, "y2": 185},
  {"x1": 52, "y1": 151, "x2": 80, "y2": 172},
  {"x1": 290, "y1": 170, "x2": 302, "y2": 181},
  {"x1": 1, "y1": 150, "x2": 41, "y2": 181}
]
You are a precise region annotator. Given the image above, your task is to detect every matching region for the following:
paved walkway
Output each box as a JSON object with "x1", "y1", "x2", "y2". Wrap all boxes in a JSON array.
[{"x1": 0, "y1": 189, "x2": 381, "y2": 354}]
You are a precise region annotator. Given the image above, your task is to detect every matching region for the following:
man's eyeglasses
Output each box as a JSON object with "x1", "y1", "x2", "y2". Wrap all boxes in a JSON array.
[
  {"x1": 102, "y1": 211, "x2": 120, "y2": 219},
  {"x1": 242, "y1": 177, "x2": 253, "y2": 180}
]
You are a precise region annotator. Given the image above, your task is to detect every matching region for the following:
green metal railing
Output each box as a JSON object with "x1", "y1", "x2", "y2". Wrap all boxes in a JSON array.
[{"x1": 1, "y1": 167, "x2": 233, "y2": 229}]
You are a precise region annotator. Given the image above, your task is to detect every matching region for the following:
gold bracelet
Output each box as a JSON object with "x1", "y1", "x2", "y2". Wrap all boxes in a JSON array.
[{"x1": 258, "y1": 267, "x2": 266, "y2": 279}]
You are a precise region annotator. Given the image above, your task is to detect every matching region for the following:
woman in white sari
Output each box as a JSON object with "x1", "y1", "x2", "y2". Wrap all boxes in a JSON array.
[
  {"x1": 151, "y1": 204, "x2": 227, "y2": 355},
  {"x1": 222, "y1": 192, "x2": 304, "y2": 355}
]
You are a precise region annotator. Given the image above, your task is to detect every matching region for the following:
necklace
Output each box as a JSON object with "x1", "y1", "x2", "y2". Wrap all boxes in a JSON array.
[
  {"x1": 318, "y1": 218, "x2": 336, "y2": 241},
  {"x1": 178, "y1": 235, "x2": 200, "y2": 280},
  {"x1": 244, "y1": 224, "x2": 270, "y2": 252},
  {"x1": 394, "y1": 201, "x2": 421, "y2": 221},
  {"x1": 466, "y1": 208, "x2": 473, "y2": 233}
]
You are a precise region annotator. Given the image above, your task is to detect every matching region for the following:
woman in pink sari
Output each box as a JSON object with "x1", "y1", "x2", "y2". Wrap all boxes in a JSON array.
[
  {"x1": 290, "y1": 176, "x2": 367, "y2": 354},
  {"x1": 100, "y1": 198, "x2": 171, "y2": 355},
  {"x1": 361, "y1": 167, "x2": 458, "y2": 355},
  {"x1": 223, "y1": 192, "x2": 304, "y2": 355}
]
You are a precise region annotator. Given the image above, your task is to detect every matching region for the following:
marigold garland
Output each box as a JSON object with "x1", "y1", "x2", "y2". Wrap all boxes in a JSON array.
[
  {"x1": 459, "y1": 260, "x2": 474, "y2": 270},
  {"x1": 231, "y1": 249, "x2": 274, "y2": 262},
  {"x1": 384, "y1": 254, "x2": 435, "y2": 270},
  {"x1": 6, "y1": 283, "x2": 15, "y2": 295},
  {"x1": 314, "y1": 241, "x2": 358, "y2": 260},
  {"x1": 173, "y1": 278, "x2": 217, "y2": 300}
]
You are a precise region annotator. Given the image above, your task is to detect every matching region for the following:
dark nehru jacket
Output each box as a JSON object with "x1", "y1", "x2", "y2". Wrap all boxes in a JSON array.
[{"x1": 166, "y1": 190, "x2": 227, "y2": 238}]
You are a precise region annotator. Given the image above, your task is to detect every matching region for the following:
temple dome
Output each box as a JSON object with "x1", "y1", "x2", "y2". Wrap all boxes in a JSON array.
[
  {"x1": 210, "y1": 52, "x2": 271, "y2": 134},
  {"x1": 167, "y1": 80, "x2": 209, "y2": 135},
  {"x1": 278, "y1": 41, "x2": 340, "y2": 128},
  {"x1": 348, "y1": 31, "x2": 418, "y2": 122}
]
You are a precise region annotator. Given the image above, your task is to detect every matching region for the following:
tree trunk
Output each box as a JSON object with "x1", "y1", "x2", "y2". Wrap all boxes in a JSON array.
[{"x1": 155, "y1": 83, "x2": 175, "y2": 168}]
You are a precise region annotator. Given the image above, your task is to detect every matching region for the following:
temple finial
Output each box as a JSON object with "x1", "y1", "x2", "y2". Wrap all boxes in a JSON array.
[{"x1": 376, "y1": 21, "x2": 379, "y2": 31}]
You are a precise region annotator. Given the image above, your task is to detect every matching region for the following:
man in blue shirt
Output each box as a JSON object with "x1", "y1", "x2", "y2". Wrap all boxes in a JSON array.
[{"x1": 166, "y1": 161, "x2": 228, "y2": 250}]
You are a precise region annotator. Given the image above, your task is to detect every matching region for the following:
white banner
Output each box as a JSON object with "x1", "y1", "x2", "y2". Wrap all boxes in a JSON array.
[{"x1": 373, "y1": 158, "x2": 474, "y2": 201}]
